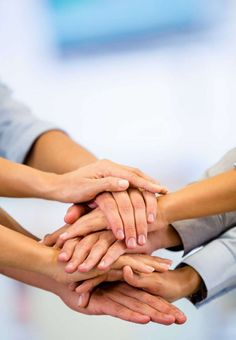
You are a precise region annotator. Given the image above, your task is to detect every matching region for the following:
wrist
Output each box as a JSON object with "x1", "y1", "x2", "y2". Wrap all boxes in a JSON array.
[
  {"x1": 32, "y1": 171, "x2": 60, "y2": 201},
  {"x1": 34, "y1": 244, "x2": 60, "y2": 280},
  {"x1": 156, "y1": 194, "x2": 176, "y2": 226},
  {"x1": 39, "y1": 173, "x2": 68, "y2": 202},
  {"x1": 148, "y1": 225, "x2": 182, "y2": 250},
  {"x1": 175, "y1": 266, "x2": 202, "y2": 299}
]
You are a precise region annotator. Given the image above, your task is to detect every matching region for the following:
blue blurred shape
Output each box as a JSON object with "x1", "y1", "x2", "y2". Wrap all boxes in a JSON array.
[{"x1": 48, "y1": 0, "x2": 224, "y2": 51}]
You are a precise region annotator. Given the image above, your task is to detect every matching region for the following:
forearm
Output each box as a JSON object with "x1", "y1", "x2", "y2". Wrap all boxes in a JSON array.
[
  {"x1": 159, "y1": 169, "x2": 236, "y2": 225},
  {"x1": 0, "y1": 224, "x2": 109, "y2": 284},
  {"x1": 0, "y1": 157, "x2": 57, "y2": 199},
  {"x1": 0, "y1": 266, "x2": 60, "y2": 295},
  {"x1": 25, "y1": 130, "x2": 97, "y2": 173},
  {"x1": 0, "y1": 224, "x2": 56, "y2": 276}
]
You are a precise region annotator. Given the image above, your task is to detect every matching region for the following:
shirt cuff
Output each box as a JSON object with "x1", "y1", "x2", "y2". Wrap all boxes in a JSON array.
[
  {"x1": 171, "y1": 215, "x2": 223, "y2": 255},
  {"x1": 182, "y1": 240, "x2": 236, "y2": 307}
]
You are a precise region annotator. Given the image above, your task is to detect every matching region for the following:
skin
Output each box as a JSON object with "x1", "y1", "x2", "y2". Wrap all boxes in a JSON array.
[
  {"x1": 10, "y1": 129, "x2": 166, "y2": 246},
  {"x1": 0, "y1": 207, "x2": 186, "y2": 325},
  {"x1": 43, "y1": 204, "x2": 179, "y2": 270},
  {"x1": 55, "y1": 168, "x2": 236, "y2": 267},
  {"x1": 62, "y1": 189, "x2": 158, "y2": 249},
  {"x1": 122, "y1": 265, "x2": 202, "y2": 303},
  {"x1": 0, "y1": 223, "x2": 169, "y2": 286},
  {"x1": 0, "y1": 266, "x2": 186, "y2": 324},
  {"x1": 155, "y1": 169, "x2": 236, "y2": 227}
]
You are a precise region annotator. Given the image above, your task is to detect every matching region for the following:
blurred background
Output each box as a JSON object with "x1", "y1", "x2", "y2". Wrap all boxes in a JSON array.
[{"x1": 0, "y1": 0, "x2": 236, "y2": 339}]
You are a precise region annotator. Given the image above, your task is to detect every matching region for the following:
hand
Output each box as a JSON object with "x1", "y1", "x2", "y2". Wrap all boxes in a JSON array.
[
  {"x1": 54, "y1": 229, "x2": 171, "y2": 273},
  {"x1": 60, "y1": 188, "x2": 158, "y2": 249},
  {"x1": 47, "y1": 240, "x2": 170, "y2": 285},
  {"x1": 51, "y1": 159, "x2": 167, "y2": 203},
  {"x1": 91, "y1": 189, "x2": 158, "y2": 247},
  {"x1": 58, "y1": 282, "x2": 186, "y2": 325},
  {"x1": 123, "y1": 265, "x2": 202, "y2": 302}
]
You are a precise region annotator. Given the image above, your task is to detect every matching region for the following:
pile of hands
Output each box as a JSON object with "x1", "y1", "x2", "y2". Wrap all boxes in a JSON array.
[{"x1": 42, "y1": 160, "x2": 187, "y2": 325}]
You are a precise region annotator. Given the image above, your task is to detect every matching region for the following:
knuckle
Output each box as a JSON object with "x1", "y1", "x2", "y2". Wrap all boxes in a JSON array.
[
  {"x1": 125, "y1": 225, "x2": 136, "y2": 234},
  {"x1": 104, "y1": 201, "x2": 116, "y2": 211},
  {"x1": 97, "y1": 238, "x2": 109, "y2": 248},
  {"x1": 129, "y1": 173, "x2": 138, "y2": 182},
  {"x1": 133, "y1": 199, "x2": 145, "y2": 210},
  {"x1": 119, "y1": 203, "x2": 132, "y2": 214}
]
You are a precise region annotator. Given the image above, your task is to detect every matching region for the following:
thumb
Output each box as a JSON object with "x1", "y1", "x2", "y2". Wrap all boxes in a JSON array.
[
  {"x1": 64, "y1": 204, "x2": 87, "y2": 224},
  {"x1": 123, "y1": 266, "x2": 141, "y2": 288},
  {"x1": 78, "y1": 177, "x2": 129, "y2": 202}
]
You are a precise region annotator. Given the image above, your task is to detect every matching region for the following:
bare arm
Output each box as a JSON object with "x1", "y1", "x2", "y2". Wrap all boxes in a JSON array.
[
  {"x1": 25, "y1": 130, "x2": 97, "y2": 173},
  {"x1": 157, "y1": 169, "x2": 236, "y2": 227}
]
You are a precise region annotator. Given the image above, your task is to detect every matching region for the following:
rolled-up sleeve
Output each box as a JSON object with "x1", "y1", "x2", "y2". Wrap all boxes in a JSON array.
[
  {"x1": 182, "y1": 227, "x2": 236, "y2": 307},
  {"x1": 172, "y1": 211, "x2": 236, "y2": 255},
  {"x1": 0, "y1": 82, "x2": 62, "y2": 164}
]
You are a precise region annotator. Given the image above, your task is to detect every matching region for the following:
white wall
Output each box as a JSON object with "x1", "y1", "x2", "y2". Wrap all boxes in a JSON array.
[{"x1": 0, "y1": 1, "x2": 236, "y2": 339}]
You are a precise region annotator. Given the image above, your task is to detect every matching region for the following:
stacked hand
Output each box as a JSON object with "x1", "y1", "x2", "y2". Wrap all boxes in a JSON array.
[{"x1": 43, "y1": 166, "x2": 189, "y2": 325}]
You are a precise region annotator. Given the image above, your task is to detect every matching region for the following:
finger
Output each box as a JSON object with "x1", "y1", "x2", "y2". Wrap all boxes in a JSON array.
[
  {"x1": 98, "y1": 240, "x2": 126, "y2": 270},
  {"x1": 65, "y1": 234, "x2": 99, "y2": 273},
  {"x1": 114, "y1": 283, "x2": 184, "y2": 325},
  {"x1": 78, "y1": 232, "x2": 115, "y2": 272},
  {"x1": 96, "y1": 193, "x2": 125, "y2": 240},
  {"x1": 98, "y1": 292, "x2": 150, "y2": 324},
  {"x1": 137, "y1": 254, "x2": 172, "y2": 273},
  {"x1": 122, "y1": 267, "x2": 186, "y2": 324},
  {"x1": 123, "y1": 265, "x2": 148, "y2": 288},
  {"x1": 76, "y1": 275, "x2": 107, "y2": 295},
  {"x1": 59, "y1": 209, "x2": 107, "y2": 241},
  {"x1": 58, "y1": 238, "x2": 78, "y2": 262},
  {"x1": 77, "y1": 177, "x2": 130, "y2": 202},
  {"x1": 142, "y1": 191, "x2": 158, "y2": 225},
  {"x1": 128, "y1": 189, "x2": 147, "y2": 246},
  {"x1": 118, "y1": 255, "x2": 172, "y2": 273},
  {"x1": 78, "y1": 292, "x2": 91, "y2": 308},
  {"x1": 106, "y1": 287, "x2": 174, "y2": 325},
  {"x1": 112, "y1": 192, "x2": 137, "y2": 249},
  {"x1": 76, "y1": 270, "x2": 123, "y2": 295},
  {"x1": 64, "y1": 204, "x2": 88, "y2": 224},
  {"x1": 120, "y1": 168, "x2": 167, "y2": 194},
  {"x1": 43, "y1": 225, "x2": 68, "y2": 247}
]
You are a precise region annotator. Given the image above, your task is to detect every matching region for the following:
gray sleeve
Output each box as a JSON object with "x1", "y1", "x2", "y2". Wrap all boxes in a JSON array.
[
  {"x1": 182, "y1": 227, "x2": 236, "y2": 307},
  {"x1": 0, "y1": 82, "x2": 63, "y2": 164},
  {"x1": 172, "y1": 212, "x2": 236, "y2": 255},
  {"x1": 171, "y1": 147, "x2": 236, "y2": 254}
]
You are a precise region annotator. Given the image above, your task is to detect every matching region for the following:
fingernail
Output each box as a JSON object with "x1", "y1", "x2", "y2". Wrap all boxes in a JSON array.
[
  {"x1": 116, "y1": 229, "x2": 125, "y2": 240},
  {"x1": 78, "y1": 294, "x2": 84, "y2": 307},
  {"x1": 159, "y1": 263, "x2": 171, "y2": 270},
  {"x1": 144, "y1": 265, "x2": 155, "y2": 273},
  {"x1": 138, "y1": 234, "x2": 146, "y2": 245},
  {"x1": 88, "y1": 201, "x2": 97, "y2": 208},
  {"x1": 118, "y1": 179, "x2": 129, "y2": 188},
  {"x1": 65, "y1": 262, "x2": 74, "y2": 271},
  {"x1": 78, "y1": 263, "x2": 88, "y2": 271},
  {"x1": 148, "y1": 213, "x2": 155, "y2": 223},
  {"x1": 98, "y1": 260, "x2": 107, "y2": 269},
  {"x1": 127, "y1": 237, "x2": 137, "y2": 249},
  {"x1": 58, "y1": 252, "x2": 68, "y2": 261},
  {"x1": 59, "y1": 232, "x2": 68, "y2": 240}
]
